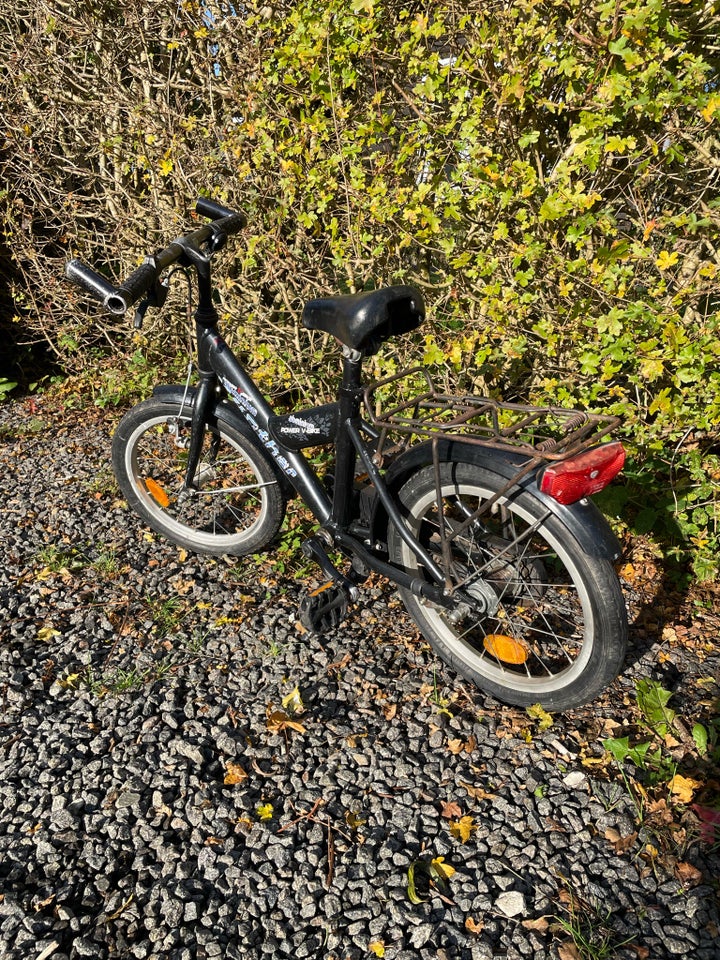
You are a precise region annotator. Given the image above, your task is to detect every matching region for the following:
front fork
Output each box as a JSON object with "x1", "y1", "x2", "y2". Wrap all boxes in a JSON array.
[{"x1": 182, "y1": 371, "x2": 216, "y2": 489}]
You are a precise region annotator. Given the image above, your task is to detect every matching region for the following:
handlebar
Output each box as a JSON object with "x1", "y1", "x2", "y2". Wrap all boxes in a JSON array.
[{"x1": 65, "y1": 198, "x2": 247, "y2": 315}]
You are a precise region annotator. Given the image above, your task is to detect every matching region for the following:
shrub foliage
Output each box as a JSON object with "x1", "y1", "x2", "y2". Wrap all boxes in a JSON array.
[{"x1": 1, "y1": 0, "x2": 718, "y2": 579}]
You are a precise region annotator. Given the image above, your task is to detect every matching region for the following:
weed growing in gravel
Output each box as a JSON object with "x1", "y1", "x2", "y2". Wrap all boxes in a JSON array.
[
  {"x1": 82, "y1": 661, "x2": 175, "y2": 697},
  {"x1": 90, "y1": 547, "x2": 121, "y2": 577},
  {"x1": 604, "y1": 680, "x2": 684, "y2": 794},
  {"x1": 146, "y1": 596, "x2": 187, "y2": 638},
  {"x1": 85, "y1": 465, "x2": 118, "y2": 498},
  {"x1": 182, "y1": 628, "x2": 210, "y2": 654},
  {"x1": 35, "y1": 544, "x2": 86, "y2": 575},
  {"x1": 552, "y1": 885, "x2": 636, "y2": 960},
  {"x1": 429, "y1": 668, "x2": 456, "y2": 718},
  {"x1": 0, "y1": 416, "x2": 45, "y2": 439},
  {"x1": 601, "y1": 678, "x2": 718, "y2": 868}
]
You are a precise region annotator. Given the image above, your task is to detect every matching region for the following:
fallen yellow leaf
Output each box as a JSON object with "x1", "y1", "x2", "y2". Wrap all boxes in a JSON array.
[
  {"x1": 668, "y1": 774, "x2": 701, "y2": 804},
  {"x1": 431, "y1": 856, "x2": 456, "y2": 881},
  {"x1": 449, "y1": 816, "x2": 477, "y2": 843},
  {"x1": 281, "y1": 686, "x2": 305, "y2": 716},
  {"x1": 223, "y1": 762, "x2": 247, "y2": 786}
]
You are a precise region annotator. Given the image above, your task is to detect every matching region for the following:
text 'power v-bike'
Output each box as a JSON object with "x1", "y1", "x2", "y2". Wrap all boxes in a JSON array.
[{"x1": 66, "y1": 198, "x2": 629, "y2": 710}]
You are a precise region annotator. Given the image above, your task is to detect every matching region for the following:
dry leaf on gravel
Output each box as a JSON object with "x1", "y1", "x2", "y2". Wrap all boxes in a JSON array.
[
  {"x1": 441, "y1": 801, "x2": 463, "y2": 819},
  {"x1": 223, "y1": 762, "x2": 247, "y2": 786}
]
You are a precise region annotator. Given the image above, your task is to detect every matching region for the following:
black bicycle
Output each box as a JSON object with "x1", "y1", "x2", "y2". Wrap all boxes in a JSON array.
[{"x1": 66, "y1": 197, "x2": 628, "y2": 710}]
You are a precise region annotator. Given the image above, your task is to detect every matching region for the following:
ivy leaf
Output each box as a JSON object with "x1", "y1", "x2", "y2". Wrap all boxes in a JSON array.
[
  {"x1": 256, "y1": 803, "x2": 274, "y2": 821},
  {"x1": 368, "y1": 942, "x2": 385, "y2": 958}
]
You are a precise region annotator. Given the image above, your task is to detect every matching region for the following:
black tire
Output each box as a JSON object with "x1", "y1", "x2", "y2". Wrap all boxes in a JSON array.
[
  {"x1": 112, "y1": 398, "x2": 286, "y2": 556},
  {"x1": 388, "y1": 461, "x2": 627, "y2": 710}
]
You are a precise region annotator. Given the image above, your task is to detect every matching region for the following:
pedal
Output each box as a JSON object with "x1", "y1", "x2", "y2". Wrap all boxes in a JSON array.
[{"x1": 299, "y1": 581, "x2": 349, "y2": 634}]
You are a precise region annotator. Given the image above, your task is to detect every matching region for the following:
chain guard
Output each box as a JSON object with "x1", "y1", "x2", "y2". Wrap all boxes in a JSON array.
[{"x1": 299, "y1": 583, "x2": 350, "y2": 634}]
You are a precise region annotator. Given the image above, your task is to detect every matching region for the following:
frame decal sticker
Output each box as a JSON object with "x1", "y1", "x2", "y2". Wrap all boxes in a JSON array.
[{"x1": 221, "y1": 376, "x2": 298, "y2": 479}]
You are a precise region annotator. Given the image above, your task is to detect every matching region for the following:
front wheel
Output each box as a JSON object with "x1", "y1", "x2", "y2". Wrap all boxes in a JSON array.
[
  {"x1": 388, "y1": 461, "x2": 627, "y2": 710},
  {"x1": 112, "y1": 398, "x2": 286, "y2": 556}
]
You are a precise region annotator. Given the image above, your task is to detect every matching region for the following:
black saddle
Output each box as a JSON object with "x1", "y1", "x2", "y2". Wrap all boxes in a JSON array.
[{"x1": 302, "y1": 285, "x2": 424, "y2": 355}]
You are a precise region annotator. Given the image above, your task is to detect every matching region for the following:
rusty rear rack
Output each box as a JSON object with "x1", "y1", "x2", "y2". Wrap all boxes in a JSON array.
[{"x1": 363, "y1": 367, "x2": 620, "y2": 463}]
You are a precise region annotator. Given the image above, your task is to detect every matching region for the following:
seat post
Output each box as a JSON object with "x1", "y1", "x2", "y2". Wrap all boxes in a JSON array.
[{"x1": 331, "y1": 346, "x2": 365, "y2": 528}]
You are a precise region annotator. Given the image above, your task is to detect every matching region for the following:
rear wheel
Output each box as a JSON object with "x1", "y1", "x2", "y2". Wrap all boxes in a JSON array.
[
  {"x1": 388, "y1": 461, "x2": 627, "y2": 710},
  {"x1": 112, "y1": 398, "x2": 285, "y2": 556}
]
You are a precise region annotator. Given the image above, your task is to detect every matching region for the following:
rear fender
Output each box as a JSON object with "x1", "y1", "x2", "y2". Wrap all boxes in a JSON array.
[
  {"x1": 151, "y1": 384, "x2": 297, "y2": 500},
  {"x1": 372, "y1": 439, "x2": 622, "y2": 562}
]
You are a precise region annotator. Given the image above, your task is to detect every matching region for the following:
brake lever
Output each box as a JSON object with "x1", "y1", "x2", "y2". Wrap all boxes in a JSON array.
[
  {"x1": 207, "y1": 225, "x2": 228, "y2": 255},
  {"x1": 133, "y1": 278, "x2": 169, "y2": 329}
]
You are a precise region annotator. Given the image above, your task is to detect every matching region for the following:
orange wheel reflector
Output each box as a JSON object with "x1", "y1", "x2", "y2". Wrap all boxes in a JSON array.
[
  {"x1": 144, "y1": 477, "x2": 170, "y2": 508},
  {"x1": 309, "y1": 580, "x2": 335, "y2": 597},
  {"x1": 483, "y1": 634, "x2": 529, "y2": 665}
]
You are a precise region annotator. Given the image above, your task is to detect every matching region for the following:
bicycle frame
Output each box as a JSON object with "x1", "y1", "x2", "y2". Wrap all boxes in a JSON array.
[{"x1": 182, "y1": 240, "x2": 452, "y2": 604}]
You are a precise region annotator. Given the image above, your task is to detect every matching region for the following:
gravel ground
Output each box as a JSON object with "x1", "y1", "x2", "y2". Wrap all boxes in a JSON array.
[{"x1": 1, "y1": 397, "x2": 719, "y2": 960}]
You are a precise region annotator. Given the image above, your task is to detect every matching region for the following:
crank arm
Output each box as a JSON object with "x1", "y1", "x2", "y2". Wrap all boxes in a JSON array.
[{"x1": 302, "y1": 536, "x2": 359, "y2": 600}]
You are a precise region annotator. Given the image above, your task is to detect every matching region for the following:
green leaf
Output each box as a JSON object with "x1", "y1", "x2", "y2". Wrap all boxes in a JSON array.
[
  {"x1": 604, "y1": 736, "x2": 631, "y2": 764},
  {"x1": 636, "y1": 679, "x2": 676, "y2": 737},
  {"x1": 526, "y1": 703, "x2": 553, "y2": 731},
  {"x1": 692, "y1": 723, "x2": 708, "y2": 757},
  {"x1": 634, "y1": 507, "x2": 658, "y2": 535},
  {"x1": 0, "y1": 379, "x2": 18, "y2": 397},
  {"x1": 518, "y1": 130, "x2": 540, "y2": 149}
]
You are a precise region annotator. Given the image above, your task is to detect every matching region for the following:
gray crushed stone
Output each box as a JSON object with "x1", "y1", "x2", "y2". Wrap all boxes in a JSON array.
[{"x1": 1, "y1": 399, "x2": 719, "y2": 960}]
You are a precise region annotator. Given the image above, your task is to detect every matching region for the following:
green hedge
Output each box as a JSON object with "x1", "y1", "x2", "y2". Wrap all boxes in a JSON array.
[{"x1": 1, "y1": 0, "x2": 718, "y2": 580}]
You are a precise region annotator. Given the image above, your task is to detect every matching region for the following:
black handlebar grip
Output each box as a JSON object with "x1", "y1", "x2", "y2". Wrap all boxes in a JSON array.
[
  {"x1": 107, "y1": 259, "x2": 160, "y2": 315},
  {"x1": 215, "y1": 212, "x2": 247, "y2": 236},
  {"x1": 196, "y1": 197, "x2": 247, "y2": 233},
  {"x1": 196, "y1": 197, "x2": 236, "y2": 220},
  {"x1": 65, "y1": 259, "x2": 117, "y2": 307}
]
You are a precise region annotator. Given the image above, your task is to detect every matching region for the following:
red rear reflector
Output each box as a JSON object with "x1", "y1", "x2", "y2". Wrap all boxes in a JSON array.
[{"x1": 539, "y1": 442, "x2": 625, "y2": 505}]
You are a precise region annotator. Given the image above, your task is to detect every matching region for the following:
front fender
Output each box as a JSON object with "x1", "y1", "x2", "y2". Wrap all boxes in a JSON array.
[
  {"x1": 151, "y1": 384, "x2": 297, "y2": 500},
  {"x1": 373, "y1": 439, "x2": 622, "y2": 562}
]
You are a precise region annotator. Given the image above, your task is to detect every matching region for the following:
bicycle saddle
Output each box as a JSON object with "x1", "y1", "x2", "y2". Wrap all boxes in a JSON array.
[{"x1": 302, "y1": 285, "x2": 424, "y2": 354}]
